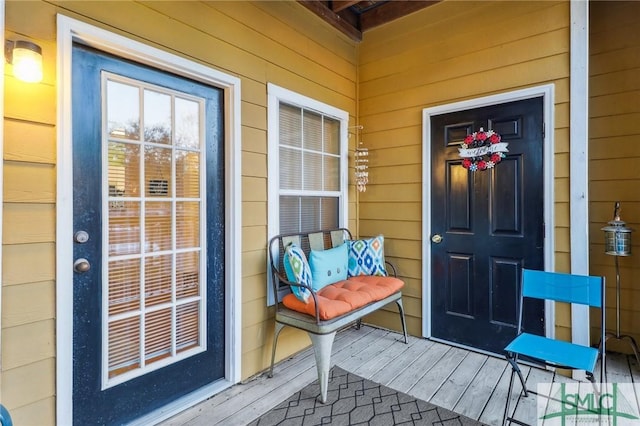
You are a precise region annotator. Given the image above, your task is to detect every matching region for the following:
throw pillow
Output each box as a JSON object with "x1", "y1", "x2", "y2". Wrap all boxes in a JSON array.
[
  {"x1": 308, "y1": 243, "x2": 348, "y2": 291},
  {"x1": 348, "y1": 235, "x2": 387, "y2": 277},
  {"x1": 283, "y1": 243, "x2": 312, "y2": 303}
]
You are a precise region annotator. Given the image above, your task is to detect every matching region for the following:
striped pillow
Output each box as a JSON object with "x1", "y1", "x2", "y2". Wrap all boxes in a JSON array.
[{"x1": 283, "y1": 243, "x2": 313, "y2": 303}]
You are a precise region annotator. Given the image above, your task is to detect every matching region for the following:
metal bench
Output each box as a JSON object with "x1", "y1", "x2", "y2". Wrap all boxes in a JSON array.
[{"x1": 267, "y1": 228, "x2": 408, "y2": 403}]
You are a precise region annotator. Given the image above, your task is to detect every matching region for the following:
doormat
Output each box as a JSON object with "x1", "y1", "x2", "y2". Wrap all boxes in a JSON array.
[{"x1": 248, "y1": 366, "x2": 487, "y2": 425}]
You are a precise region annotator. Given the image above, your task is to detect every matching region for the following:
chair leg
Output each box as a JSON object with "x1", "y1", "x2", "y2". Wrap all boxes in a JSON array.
[
  {"x1": 502, "y1": 365, "x2": 516, "y2": 426},
  {"x1": 268, "y1": 322, "x2": 286, "y2": 378},
  {"x1": 506, "y1": 355, "x2": 528, "y2": 398},
  {"x1": 395, "y1": 299, "x2": 408, "y2": 344},
  {"x1": 309, "y1": 331, "x2": 336, "y2": 404},
  {"x1": 503, "y1": 354, "x2": 528, "y2": 426}
]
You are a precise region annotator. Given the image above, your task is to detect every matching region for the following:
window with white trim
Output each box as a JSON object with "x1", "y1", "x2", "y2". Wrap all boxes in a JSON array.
[{"x1": 267, "y1": 84, "x2": 349, "y2": 304}]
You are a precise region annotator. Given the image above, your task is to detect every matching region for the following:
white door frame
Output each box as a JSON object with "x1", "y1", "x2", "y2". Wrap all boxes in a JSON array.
[
  {"x1": 56, "y1": 15, "x2": 242, "y2": 425},
  {"x1": 421, "y1": 84, "x2": 557, "y2": 344}
]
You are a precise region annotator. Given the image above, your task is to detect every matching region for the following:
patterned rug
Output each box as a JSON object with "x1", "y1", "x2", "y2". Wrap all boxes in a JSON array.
[{"x1": 249, "y1": 366, "x2": 487, "y2": 425}]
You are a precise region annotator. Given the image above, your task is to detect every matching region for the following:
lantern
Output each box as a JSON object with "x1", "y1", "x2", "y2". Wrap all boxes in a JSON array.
[{"x1": 601, "y1": 201, "x2": 639, "y2": 364}]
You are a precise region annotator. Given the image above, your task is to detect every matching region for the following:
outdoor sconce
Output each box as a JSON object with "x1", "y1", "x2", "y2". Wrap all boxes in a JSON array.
[{"x1": 5, "y1": 40, "x2": 43, "y2": 83}]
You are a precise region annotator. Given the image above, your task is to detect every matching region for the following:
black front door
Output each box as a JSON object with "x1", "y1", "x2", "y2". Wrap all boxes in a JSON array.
[
  {"x1": 72, "y1": 44, "x2": 225, "y2": 425},
  {"x1": 430, "y1": 97, "x2": 545, "y2": 354}
]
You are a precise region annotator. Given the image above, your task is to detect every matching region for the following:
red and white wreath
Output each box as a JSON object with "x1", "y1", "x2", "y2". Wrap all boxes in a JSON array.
[{"x1": 458, "y1": 127, "x2": 509, "y2": 171}]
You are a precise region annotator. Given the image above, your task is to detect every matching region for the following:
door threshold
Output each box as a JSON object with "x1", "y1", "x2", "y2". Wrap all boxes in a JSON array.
[
  {"x1": 429, "y1": 337, "x2": 503, "y2": 359},
  {"x1": 428, "y1": 337, "x2": 552, "y2": 371},
  {"x1": 128, "y1": 378, "x2": 234, "y2": 426}
]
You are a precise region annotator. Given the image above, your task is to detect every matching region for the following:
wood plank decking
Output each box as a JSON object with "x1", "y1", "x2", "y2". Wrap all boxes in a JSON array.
[{"x1": 162, "y1": 325, "x2": 639, "y2": 426}]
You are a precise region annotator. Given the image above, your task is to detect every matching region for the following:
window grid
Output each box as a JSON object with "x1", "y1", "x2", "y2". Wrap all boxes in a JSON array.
[
  {"x1": 102, "y1": 73, "x2": 206, "y2": 389},
  {"x1": 278, "y1": 102, "x2": 341, "y2": 235}
]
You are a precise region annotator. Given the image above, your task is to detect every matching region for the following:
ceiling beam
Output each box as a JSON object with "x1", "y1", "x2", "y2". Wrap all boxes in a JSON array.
[
  {"x1": 299, "y1": 0, "x2": 362, "y2": 41},
  {"x1": 331, "y1": 1, "x2": 361, "y2": 13},
  {"x1": 360, "y1": 0, "x2": 440, "y2": 31}
]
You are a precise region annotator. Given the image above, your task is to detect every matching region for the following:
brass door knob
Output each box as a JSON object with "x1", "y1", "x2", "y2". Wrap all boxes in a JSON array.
[{"x1": 74, "y1": 258, "x2": 91, "y2": 273}]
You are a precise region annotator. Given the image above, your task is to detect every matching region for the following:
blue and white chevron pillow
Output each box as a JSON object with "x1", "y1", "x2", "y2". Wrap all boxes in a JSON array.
[
  {"x1": 347, "y1": 235, "x2": 387, "y2": 277},
  {"x1": 283, "y1": 243, "x2": 313, "y2": 303}
]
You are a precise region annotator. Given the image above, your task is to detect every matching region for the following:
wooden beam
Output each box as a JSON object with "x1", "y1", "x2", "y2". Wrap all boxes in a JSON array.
[
  {"x1": 360, "y1": 0, "x2": 440, "y2": 31},
  {"x1": 298, "y1": 0, "x2": 362, "y2": 41},
  {"x1": 331, "y1": 1, "x2": 361, "y2": 13}
]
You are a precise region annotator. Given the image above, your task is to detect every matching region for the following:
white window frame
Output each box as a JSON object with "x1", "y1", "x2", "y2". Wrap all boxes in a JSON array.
[
  {"x1": 266, "y1": 83, "x2": 349, "y2": 305},
  {"x1": 100, "y1": 73, "x2": 208, "y2": 389}
]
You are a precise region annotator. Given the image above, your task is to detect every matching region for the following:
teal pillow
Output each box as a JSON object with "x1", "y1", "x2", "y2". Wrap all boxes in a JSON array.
[
  {"x1": 348, "y1": 235, "x2": 387, "y2": 276},
  {"x1": 283, "y1": 243, "x2": 312, "y2": 303},
  {"x1": 308, "y1": 243, "x2": 348, "y2": 291}
]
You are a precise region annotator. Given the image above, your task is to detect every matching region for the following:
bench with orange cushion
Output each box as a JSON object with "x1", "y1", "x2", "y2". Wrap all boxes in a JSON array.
[
  {"x1": 267, "y1": 229, "x2": 408, "y2": 403},
  {"x1": 282, "y1": 275, "x2": 404, "y2": 320}
]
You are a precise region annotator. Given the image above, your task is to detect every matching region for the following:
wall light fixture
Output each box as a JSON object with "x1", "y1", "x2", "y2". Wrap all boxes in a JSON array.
[{"x1": 5, "y1": 40, "x2": 43, "y2": 83}]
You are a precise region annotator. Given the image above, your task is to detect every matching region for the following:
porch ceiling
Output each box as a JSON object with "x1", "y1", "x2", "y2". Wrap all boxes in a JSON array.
[{"x1": 298, "y1": 0, "x2": 441, "y2": 41}]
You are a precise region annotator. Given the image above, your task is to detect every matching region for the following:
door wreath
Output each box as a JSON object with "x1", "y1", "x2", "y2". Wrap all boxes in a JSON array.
[{"x1": 458, "y1": 127, "x2": 509, "y2": 171}]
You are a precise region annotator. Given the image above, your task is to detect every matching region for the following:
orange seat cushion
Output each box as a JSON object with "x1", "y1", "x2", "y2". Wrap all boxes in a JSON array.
[{"x1": 282, "y1": 275, "x2": 404, "y2": 320}]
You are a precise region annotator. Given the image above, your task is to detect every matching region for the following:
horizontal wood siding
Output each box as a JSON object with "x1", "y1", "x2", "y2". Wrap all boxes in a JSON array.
[
  {"x1": 588, "y1": 0, "x2": 640, "y2": 353},
  {"x1": 357, "y1": 1, "x2": 571, "y2": 335},
  {"x1": 3, "y1": 1, "x2": 356, "y2": 423}
]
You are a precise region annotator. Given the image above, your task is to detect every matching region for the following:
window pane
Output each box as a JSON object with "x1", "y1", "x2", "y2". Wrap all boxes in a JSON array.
[
  {"x1": 176, "y1": 252, "x2": 200, "y2": 299},
  {"x1": 301, "y1": 197, "x2": 320, "y2": 232},
  {"x1": 280, "y1": 103, "x2": 301, "y2": 148},
  {"x1": 303, "y1": 152, "x2": 323, "y2": 191},
  {"x1": 109, "y1": 201, "x2": 140, "y2": 256},
  {"x1": 324, "y1": 155, "x2": 340, "y2": 191},
  {"x1": 176, "y1": 302, "x2": 200, "y2": 353},
  {"x1": 176, "y1": 150, "x2": 200, "y2": 198},
  {"x1": 145, "y1": 254, "x2": 172, "y2": 307},
  {"x1": 303, "y1": 111, "x2": 322, "y2": 152},
  {"x1": 175, "y1": 97, "x2": 200, "y2": 149},
  {"x1": 145, "y1": 147, "x2": 172, "y2": 197},
  {"x1": 107, "y1": 80, "x2": 140, "y2": 140},
  {"x1": 176, "y1": 201, "x2": 200, "y2": 249},
  {"x1": 320, "y1": 197, "x2": 339, "y2": 229},
  {"x1": 108, "y1": 316, "x2": 141, "y2": 378},
  {"x1": 108, "y1": 258, "x2": 141, "y2": 315},
  {"x1": 143, "y1": 90, "x2": 171, "y2": 144},
  {"x1": 279, "y1": 147, "x2": 302, "y2": 190},
  {"x1": 145, "y1": 202, "x2": 171, "y2": 253},
  {"x1": 145, "y1": 308, "x2": 172, "y2": 364},
  {"x1": 108, "y1": 142, "x2": 140, "y2": 197},
  {"x1": 279, "y1": 196, "x2": 300, "y2": 234},
  {"x1": 324, "y1": 117, "x2": 340, "y2": 155}
]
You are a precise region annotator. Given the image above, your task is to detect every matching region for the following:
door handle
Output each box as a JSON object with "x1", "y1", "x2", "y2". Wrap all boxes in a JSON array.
[
  {"x1": 431, "y1": 234, "x2": 443, "y2": 244},
  {"x1": 74, "y1": 258, "x2": 91, "y2": 273}
]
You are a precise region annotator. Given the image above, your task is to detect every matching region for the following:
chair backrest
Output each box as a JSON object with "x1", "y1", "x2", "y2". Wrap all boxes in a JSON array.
[{"x1": 522, "y1": 269, "x2": 603, "y2": 308}]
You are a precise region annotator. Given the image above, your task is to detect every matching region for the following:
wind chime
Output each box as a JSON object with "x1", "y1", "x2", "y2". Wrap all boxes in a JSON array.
[{"x1": 353, "y1": 125, "x2": 368, "y2": 192}]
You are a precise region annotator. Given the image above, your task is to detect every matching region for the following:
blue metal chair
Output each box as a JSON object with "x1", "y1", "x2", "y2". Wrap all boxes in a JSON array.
[
  {"x1": 502, "y1": 269, "x2": 606, "y2": 426},
  {"x1": 0, "y1": 404, "x2": 12, "y2": 426}
]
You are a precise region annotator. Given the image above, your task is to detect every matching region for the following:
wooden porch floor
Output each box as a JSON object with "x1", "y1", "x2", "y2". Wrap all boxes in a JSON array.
[{"x1": 162, "y1": 325, "x2": 639, "y2": 426}]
